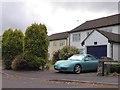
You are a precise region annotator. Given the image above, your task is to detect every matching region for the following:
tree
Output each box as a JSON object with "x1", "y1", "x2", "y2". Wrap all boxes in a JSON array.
[
  {"x1": 0, "y1": 37, "x2": 2, "y2": 47},
  {"x1": 24, "y1": 23, "x2": 49, "y2": 70},
  {"x1": 2, "y1": 29, "x2": 24, "y2": 69}
]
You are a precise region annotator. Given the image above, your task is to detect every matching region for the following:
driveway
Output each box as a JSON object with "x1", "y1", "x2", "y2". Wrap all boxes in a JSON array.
[{"x1": 2, "y1": 69, "x2": 119, "y2": 88}]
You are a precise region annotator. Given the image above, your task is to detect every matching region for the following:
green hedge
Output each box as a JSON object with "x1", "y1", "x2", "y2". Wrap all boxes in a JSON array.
[{"x1": 110, "y1": 64, "x2": 120, "y2": 73}]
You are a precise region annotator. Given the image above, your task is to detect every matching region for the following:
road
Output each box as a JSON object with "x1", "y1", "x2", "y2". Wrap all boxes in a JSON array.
[
  {"x1": 2, "y1": 73, "x2": 93, "y2": 88},
  {"x1": 2, "y1": 69, "x2": 119, "y2": 88}
]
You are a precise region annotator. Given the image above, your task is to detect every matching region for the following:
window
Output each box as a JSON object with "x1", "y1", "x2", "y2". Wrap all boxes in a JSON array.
[
  {"x1": 94, "y1": 42, "x2": 97, "y2": 45},
  {"x1": 53, "y1": 42, "x2": 57, "y2": 46},
  {"x1": 102, "y1": 28, "x2": 112, "y2": 33},
  {"x1": 60, "y1": 40, "x2": 65, "y2": 46},
  {"x1": 107, "y1": 28, "x2": 112, "y2": 32},
  {"x1": 85, "y1": 55, "x2": 96, "y2": 60},
  {"x1": 72, "y1": 33, "x2": 81, "y2": 42}
]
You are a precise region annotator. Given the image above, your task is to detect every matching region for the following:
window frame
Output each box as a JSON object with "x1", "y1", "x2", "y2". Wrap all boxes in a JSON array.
[
  {"x1": 53, "y1": 41, "x2": 57, "y2": 46},
  {"x1": 72, "y1": 33, "x2": 81, "y2": 42},
  {"x1": 60, "y1": 40, "x2": 65, "y2": 46}
]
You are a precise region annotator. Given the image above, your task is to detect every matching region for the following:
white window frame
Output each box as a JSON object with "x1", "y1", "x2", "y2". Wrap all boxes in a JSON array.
[
  {"x1": 72, "y1": 33, "x2": 81, "y2": 42},
  {"x1": 60, "y1": 40, "x2": 65, "y2": 46}
]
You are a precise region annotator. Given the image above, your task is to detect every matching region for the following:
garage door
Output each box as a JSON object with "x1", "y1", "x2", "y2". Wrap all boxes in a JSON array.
[{"x1": 87, "y1": 45, "x2": 107, "y2": 59}]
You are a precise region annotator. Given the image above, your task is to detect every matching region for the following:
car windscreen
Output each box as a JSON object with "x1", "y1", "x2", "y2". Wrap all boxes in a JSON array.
[{"x1": 68, "y1": 55, "x2": 85, "y2": 60}]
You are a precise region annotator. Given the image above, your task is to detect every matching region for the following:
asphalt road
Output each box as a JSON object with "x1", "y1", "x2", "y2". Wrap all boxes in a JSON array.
[
  {"x1": 2, "y1": 69, "x2": 119, "y2": 88},
  {"x1": 2, "y1": 73, "x2": 94, "y2": 88}
]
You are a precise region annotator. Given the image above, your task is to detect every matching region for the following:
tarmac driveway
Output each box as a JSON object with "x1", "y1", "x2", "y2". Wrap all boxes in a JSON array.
[{"x1": 2, "y1": 69, "x2": 119, "y2": 85}]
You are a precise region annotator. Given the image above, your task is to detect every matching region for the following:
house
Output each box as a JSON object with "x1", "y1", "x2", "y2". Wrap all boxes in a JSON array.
[
  {"x1": 81, "y1": 30, "x2": 120, "y2": 60},
  {"x1": 48, "y1": 32, "x2": 69, "y2": 60},
  {"x1": 69, "y1": 14, "x2": 120, "y2": 60}
]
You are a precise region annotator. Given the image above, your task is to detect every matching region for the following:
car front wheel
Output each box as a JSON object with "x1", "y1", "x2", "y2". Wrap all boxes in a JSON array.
[{"x1": 74, "y1": 64, "x2": 81, "y2": 74}]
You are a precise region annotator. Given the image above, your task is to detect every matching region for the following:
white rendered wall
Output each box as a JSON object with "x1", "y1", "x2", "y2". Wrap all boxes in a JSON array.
[
  {"x1": 113, "y1": 43, "x2": 120, "y2": 61},
  {"x1": 69, "y1": 30, "x2": 92, "y2": 52},
  {"x1": 83, "y1": 30, "x2": 111, "y2": 58}
]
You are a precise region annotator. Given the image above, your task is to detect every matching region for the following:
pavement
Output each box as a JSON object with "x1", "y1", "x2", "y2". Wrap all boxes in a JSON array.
[{"x1": 2, "y1": 69, "x2": 119, "y2": 87}]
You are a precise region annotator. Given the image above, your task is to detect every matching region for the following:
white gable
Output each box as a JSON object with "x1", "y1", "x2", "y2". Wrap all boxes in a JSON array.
[{"x1": 84, "y1": 30, "x2": 108, "y2": 46}]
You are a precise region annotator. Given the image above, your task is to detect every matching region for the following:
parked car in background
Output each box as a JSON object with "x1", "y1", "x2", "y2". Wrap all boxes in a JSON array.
[{"x1": 54, "y1": 54, "x2": 99, "y2": 74}]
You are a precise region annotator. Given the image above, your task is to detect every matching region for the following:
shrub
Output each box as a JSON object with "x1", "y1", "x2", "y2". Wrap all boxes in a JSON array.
[
  {"x1": 11, "y1": 54, "x2": 28, "y2": 70},
  {"x1": 52, "y1": 50, "x2": 60, "y2": 64},
  {"x1": 24, "y1": 23, "x2": 49, "y2": 70},
  {"x1": 59, "y1": 46, "x2": 80, "y2": 60},
  {"x1": 110, "y1": 64, "x2": 120, "y2": 73},
  {"x1": 2, "y1": 29, "x2": 24, "y2": 69},
  {"x1": 52, "y1": 46, "x2": 80, "y2": 64}
]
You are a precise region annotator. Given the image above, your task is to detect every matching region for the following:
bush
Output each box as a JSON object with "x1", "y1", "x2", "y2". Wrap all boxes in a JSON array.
[
  {"x1": 2, "y1": 29, "x2": 24, "y2": 69},
  {"x1": 24, "y1": 52, "x2": 43, "y2": 70},
  {"x1": 11, "y1": 54, "x2": 28, "y2": 70},
  {"x1": 24, "y1": 23, "x2": 49, "y2": 70},
  {"x1": 52, "y1": 50, "x2": 60, "y2": 64},
  {"x1": 110, "y1": 64, "x2": 120, "y2": 73},
  {"x1": 52, "y1": 46, "x2": 80, "y2": 64},
  {"x1": 59, "y1": 46, "x2": 80, "y2": 60}
]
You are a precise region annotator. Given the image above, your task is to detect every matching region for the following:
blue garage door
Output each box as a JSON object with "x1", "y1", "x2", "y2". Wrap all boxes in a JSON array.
[{"x1": 87, "y1": 45, "x2": 107, "y2": 59}]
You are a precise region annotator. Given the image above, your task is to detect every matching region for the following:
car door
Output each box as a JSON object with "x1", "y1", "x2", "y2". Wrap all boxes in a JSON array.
[{"x1": 84, "y1": 55, "x2": 98, "y2": 71}]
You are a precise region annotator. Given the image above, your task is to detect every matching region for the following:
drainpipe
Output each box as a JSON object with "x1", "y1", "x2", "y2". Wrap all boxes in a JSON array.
[{"x1": 110, "y1": 42, "x2": 113, "y2": 59}]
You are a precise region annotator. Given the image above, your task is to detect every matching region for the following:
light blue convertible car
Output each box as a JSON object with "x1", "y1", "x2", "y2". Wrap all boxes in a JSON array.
[{"x1": 54, "y1": 54, "x2": 99, "y2": 74}]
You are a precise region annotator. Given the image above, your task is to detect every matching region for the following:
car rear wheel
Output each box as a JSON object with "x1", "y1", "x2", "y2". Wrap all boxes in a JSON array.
[{"x1": 74, "y1": 64, "x2": 81, "y2": 74}]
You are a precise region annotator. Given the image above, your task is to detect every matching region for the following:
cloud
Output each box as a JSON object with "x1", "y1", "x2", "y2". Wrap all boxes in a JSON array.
[
  {"x1": 51, "y1": 2, "x2": 118, "y2": 13},
  {"x1": 0, "y1": 2, "x2": 2, "y2": 35},
  {"x1": 2, "y1": 2, "x2": 29, "y2": 33},
  {"x1": 1, "y1": 1, "x2": 119, "y2": 36},
  {"x1": 1, "y1": 1, "x2": 56, "y2": 35}
]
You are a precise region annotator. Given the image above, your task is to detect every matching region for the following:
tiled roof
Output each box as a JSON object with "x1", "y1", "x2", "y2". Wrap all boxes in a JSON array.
[
  {"x1": 48, "y1": 32, "x2": 69, "y2": 41},
  {"x1": 98, "y1": 30, "x2": 120, "y2": 43},
  {"x1": 70, "y1": 14, "x2": 120, "y2": 33}
]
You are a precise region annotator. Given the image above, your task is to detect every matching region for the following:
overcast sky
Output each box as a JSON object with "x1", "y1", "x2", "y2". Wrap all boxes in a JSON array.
[{"x1": 0, "y1": 0, "x2": 119, "y2": 35}]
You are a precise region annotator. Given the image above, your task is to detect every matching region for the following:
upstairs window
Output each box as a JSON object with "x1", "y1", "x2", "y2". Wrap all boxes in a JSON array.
[
  {"x1": 72, "y1": 33, "x2": 81, "y2": 42},
  {"x1": 102, "y1": 28, "x2": 112, "y2": 33},
  {"x1": 107, "y1": 28, "x2": 112, "y2": 32},
  {"x1": 60, "y1": 40, "x2": 65, "y2": 46}
]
